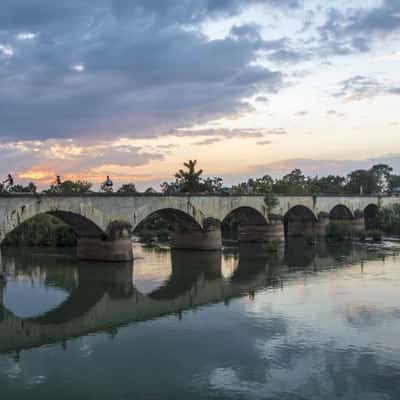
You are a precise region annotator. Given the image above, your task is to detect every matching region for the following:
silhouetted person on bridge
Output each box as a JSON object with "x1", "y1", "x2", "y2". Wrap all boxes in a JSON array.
[
  {"x1": 102, "y1": 176, "x2": 113, "y2": 192},
  {"x1": 2, "y1": 174, "x2": 14, "y2": 191},
  {"x1": 54, "y1": 175, "x2": 62, "y2": 193}
]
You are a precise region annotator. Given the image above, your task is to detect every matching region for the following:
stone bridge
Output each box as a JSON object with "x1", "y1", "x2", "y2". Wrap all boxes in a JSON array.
[{"x1": 0, "y1": 194, "x2": 398, "y2": 261}]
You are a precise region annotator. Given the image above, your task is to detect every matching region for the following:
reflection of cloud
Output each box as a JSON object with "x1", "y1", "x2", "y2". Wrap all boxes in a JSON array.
[
  {"x1": 80, "y1": 343, "x2": 94, "y2": 358},
  {"x1": 344, "y1": 305, "x2": 400, "y2": 329}
]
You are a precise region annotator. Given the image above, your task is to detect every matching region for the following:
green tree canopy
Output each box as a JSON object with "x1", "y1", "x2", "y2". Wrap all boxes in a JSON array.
[
  {"x1": 175, "y1": 160, "x2": 204, "y2": 193},
  {"x1": 45, "y1": 180, "x2": 92, "y2": 194},
  {"x1": 345, "y1": 169, "x2": 378, "y2": 194},
  {"x1": 117, "y1": 183, "x2": 137, "y2": 194}
]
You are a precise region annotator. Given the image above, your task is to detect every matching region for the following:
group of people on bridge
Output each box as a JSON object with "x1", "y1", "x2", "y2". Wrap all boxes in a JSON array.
[{"x1": 0, "y1": 174, "x2": 114, "y2": 193}]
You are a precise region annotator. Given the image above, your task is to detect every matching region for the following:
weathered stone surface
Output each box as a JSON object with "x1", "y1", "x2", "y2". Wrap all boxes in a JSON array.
[
  {"x1": 239, "y1": 222, "x2": 285, "y2": 242},
  {"x1": 0, "y1": 194, "x2": 398, "y2": 259},
  {"x1": 77, "y1": 238, "x2": 133, "y2": 262}
]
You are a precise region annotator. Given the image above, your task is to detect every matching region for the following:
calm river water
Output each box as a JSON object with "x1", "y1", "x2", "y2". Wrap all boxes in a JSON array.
[{"x1": 0, "y1": 240, "x2": 400, "y2": 399}]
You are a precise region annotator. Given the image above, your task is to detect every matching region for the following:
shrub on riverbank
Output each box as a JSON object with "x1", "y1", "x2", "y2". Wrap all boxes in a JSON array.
[
  {"x1": 326, "y1": 222, "x2": 355, "y2": 241},
  {"x1": 379, "y1": 204, "x2": 400, "y2": 236},
  {"x1": 368, "y1": 229, "x2": 383, "y2": 241},
  {"x1": 3, "y1": 214, "x2": 76, "y2": 247}
]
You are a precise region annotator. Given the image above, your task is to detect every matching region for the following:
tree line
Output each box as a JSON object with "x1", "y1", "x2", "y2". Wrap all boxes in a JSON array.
[
  {"x1": 4, "y1": 160, "x2": 400, "y2": 195},
  {"x1": 161, "y1": 161, "x2": 400, "y2": 195}
]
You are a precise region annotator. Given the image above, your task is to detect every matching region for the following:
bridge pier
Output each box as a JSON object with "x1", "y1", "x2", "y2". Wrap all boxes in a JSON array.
[
  {"x1": 238, "y1": 221, "x2": 285, "y2": 243},
  {"x1": 315, "y1": 213, "x2": 330, "y2": 237},
  {"x1": 170, "y1": 219, "x2": 222, "y2": 251},
  {"x1": 352, "y1": 217, "x2": 366, "y2": 232},
  {"x1": 77, "y1": 226, "x2": 133, "y2": 262}
]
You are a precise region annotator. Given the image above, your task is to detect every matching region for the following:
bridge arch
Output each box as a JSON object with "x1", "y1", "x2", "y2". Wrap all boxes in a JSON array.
[
  {"x1": 284, "y1": 205, "x2": 317, "y2": 238},
  {"x1": 364, "y1": 204, "x2": 380, "y2": 230},
  {"x1": 221, "y1": 206, "x2": 269, "y2": 240},
  {"x1": 329, "y1": 204, "x2": 354, "y2": 220},
  {"x1": 1, "y1": 211, "x2": 106, "y2": 245},
  {"x1": 132, "y1": 208, "x2": 204, "y2": 236},
  {"x1": 1, "y1": 200, "x2": 107, "y2": 243}
]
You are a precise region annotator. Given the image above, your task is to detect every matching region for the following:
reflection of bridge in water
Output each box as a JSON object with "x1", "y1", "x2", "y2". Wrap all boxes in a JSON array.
[{"x1": 0, "y1": 242, "x2": 384, "y2": 354}]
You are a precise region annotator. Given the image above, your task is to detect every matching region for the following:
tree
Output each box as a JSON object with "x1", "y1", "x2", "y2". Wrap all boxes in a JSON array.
[
  {"x1": 346, "y1": 169, "x2": 378, "y2": 194},
  {"x1": 273, "y1": 169, "x2": 308, "y2": 194},
  {"x1": 10, "y1": 182, "x2": 37, "y2": 193},
  {"x1": 202, "y1": 177, "x2": 223, "y2": 193},
  {"x1": 371, "y1": 164, "x2": 393, "y2": 192},
  {"x1": 45, "y1": 180, "x2": 92, "y2": 194},
  {"x1": 175, "y1": 160, "x2": 204, "y2": 193},
  {"x1": 117, "y1": 183, "x2": 137, "y2": 194},
  {"x1": 389, "y1": 175, "x2": 400, "y2": 191},
  {"x1": 161, "y1": 180, "x2": 180, "y2": 194},
  {"x1": 253, "y1": 175, "x2": 274, "y2": 193},
  {"x1": 313, "y1": 175, "x2": 346, "y2": 194},
  {"x1": 264, "y1": 192, "x2": 279, "y2": 212}
]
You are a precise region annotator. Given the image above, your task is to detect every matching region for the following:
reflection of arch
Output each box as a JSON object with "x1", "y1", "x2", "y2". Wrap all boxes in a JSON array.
[
  {"x1": 231, "y1": 244, "x2": 270, "y2": 283},
  {"x1": 284, "y1": 238, "x2": 317, "y2": 268},
  {"x1": 284, "y1": 205, "x2": 317, "y2": 237},
  {"x1": 222, "y1": 207, "x2": 268, "y2": 239},
  {"x1": 364, "y1": 204, "x2": 379, "y2": 230},
  {"x1": 2, "y1": 260, "x2": 134, "y2": 325},
  {"x1": 133, "y1": 208, "x2": 203, "y2": 234},
  {"x1": 329, "y1": 205, "x2": 354, "y2": 220},
  {"x1": 148, "y1": 251, "x2": 221, "y2": 300}
]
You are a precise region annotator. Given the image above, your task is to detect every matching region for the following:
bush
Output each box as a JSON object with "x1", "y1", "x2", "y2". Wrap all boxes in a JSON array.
[
  {"x1": 265, "y1": 240, "x2": 281, "y2": 253},
  {"x1": 368, "y1": 229, "x2": 383, "y2": 242},
  {"x1": 326, "y1": 222, "x2": 355, "y2": 241},
  {"x1": 156, "y1": 229, "x2": 170, "y2": 242},
  {"x1": 138, "y1": 229, "x2": 155, "y2": 243},
  {"x1": 357, "y1": 230, "x2": 367, "y2": 241},
  {"x1": 379, "y1": 205, "x2": 400, "y2": 235},
  {"x1": 3, "y1": 214, "x2": 76, "y2": 247}
]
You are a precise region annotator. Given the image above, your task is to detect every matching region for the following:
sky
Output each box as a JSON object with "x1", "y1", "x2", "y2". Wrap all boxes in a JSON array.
[{"x1": 0, "y1": 0, "x2": 399, "y2": 190}]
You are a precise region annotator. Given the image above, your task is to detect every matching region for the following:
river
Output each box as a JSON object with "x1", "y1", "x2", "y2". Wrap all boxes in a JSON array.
[{"x1": 0, "y1": 240, "x2": 400, "y2": 399}]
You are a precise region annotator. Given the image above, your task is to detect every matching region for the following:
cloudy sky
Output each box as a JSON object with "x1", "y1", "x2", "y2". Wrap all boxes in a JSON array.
[{"x1": 1, "y1": 0, "x2": 399, "y2": 189}]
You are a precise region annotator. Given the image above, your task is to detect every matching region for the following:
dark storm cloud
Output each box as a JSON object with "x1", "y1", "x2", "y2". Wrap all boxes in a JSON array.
[
  {"x1": 0, "y1": 0, "x2": 298, "y2": 141},
  {"x1": 318, "y1": 0, "x2": 400, "y2": 54}
]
